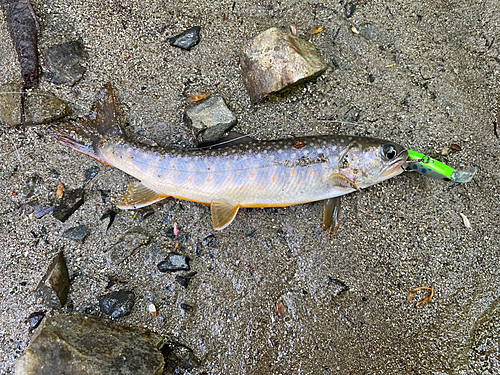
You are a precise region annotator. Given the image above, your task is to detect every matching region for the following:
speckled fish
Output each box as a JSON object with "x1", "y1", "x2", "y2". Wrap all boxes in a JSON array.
[{"x1": 50, "y1": 84, "x2": 409, "y2": 232}]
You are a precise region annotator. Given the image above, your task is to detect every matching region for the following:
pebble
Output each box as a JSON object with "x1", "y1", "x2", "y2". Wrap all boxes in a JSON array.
[
  {"x1": 35, "y1": 251, "x2": 70, "y2": 309},
  {"x1": 175, "y1": 272, "x2": 197, "y2": 288},
  {"x1": 184, "y1": 95, "x2": 237, "y2": 146},
  {"x1": 157, "y1": 253, "x2": 190, "y2": 272},
  {"x1": 0, "y1": 83, "x2": 70, "y2": 126},
  {"x1": 33, "y1": 205, "x2": 54, "y2": 219},
  {"x1": 105, "y1": 231, "x2": 151, "y2": 265},
  {"x1": 15, "y1": 313, "x2": 164, "y2": 375},
  {"x1": 169, "y1": 26, "x2": 201, "y2": 50},
  {"x1": 84, "y1": 166, "x2": 100, "y2": 181},
  {"x1": 26, "y1": 311, "x2": 45, "y2": 333},
  {"x1": 44, "y1": 41, "x2": 88, "y2": 86},
  {"x1": 240, "y1": 27, "x2": 328, "y2": 104},
  {"x1": 62, "y1": 224, "x2": 88, "y2": 244},
  {"x1": 52, "y1": 188, "x2": 85, "y2": 222},
  {"x1": 345, "y1": 2, "x2": 357, "y2": 18},
  {"x1": 327, "y1": 277, "x2": 348, "y2": 300},
  {"x1": 98, "y1": 290, "x2": 136, "y2": 318}
]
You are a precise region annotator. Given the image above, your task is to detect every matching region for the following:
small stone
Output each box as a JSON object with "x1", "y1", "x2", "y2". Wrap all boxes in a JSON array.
[
  {"x1": 26, "y1": 311, "x2": 45, "y2": 333},
  {"x1": 169, "y1": 26, "x2": 201, "y2": 50},
  {"x1": 184, "y1": 95, "x2": 237, "y2": 146},
  {"x1": 33, "y1": 205, "x2": 54, "y2": 219},
  {"x1": 180, "y1": 303, "x2": 193, "y2": 312},
  {"x1": 62, "y1": 224, "x2": 88, "y2": 244},
  {"x1": 175, "y1": 272, "x2": 197, "y2": 288},
  {"x1": 35, "y1": 251, "x2": 70, "y2": 309},
  {"x1": 84, "y1": 166, "x2": 100, "y2": 181},
  {"x1": 157, "y1": 253, "x2": 190, "y2": 272},
  {"x1": 105, "y1": 231, "x2": 151, "y2": 264},
  {"x1": 162, "y1": 341, "x2": 200, "y2": 372},
  {"x1": 240, "y1": 27, "x2": 328, "y2": 104},
  {"x1": 344, "y1": 2, "x2": 356, "y2": 18},
  {"x1": 99, "y1": 290, "x2": 135, "y2": 318},
  {"x1": 44, "y1": 41, "x2": 88, "y2": 86},
  {"x1": 15, "y1": 313, "x2": 164, "y2": 375},
  {"x1": 327, "y1": 277, "x2": 348, "y2": 300},
  {"x1": 0, "y1": 84, "x2": 70, "y2": 126},
  {"x1": 52, "y1": 188, "x2": 84, "y2": 222}
]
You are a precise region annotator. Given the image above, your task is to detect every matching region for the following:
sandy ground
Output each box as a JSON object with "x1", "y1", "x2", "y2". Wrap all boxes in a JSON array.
[{"x1": 1, "y1": 0, "x2": 500, "y2": 374}]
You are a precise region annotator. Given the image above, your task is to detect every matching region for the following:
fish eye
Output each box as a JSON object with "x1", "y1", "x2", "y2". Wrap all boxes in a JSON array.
[{"x1": 383, "y1": 144, "x2": 397, "y2": 160}]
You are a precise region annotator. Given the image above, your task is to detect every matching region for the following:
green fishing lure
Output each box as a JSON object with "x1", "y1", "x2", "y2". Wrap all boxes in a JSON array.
[{"x1": 406, "y1": 150, "x2": 477, "y2": 183}]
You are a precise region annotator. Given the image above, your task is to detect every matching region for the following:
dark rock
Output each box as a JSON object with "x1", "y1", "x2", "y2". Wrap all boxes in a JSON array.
[
  {"x1": 84, "y1": 166, "x2": 100, "y2": 181},
  {"x1": 100, "y1": 209, "x2": 117, "y2": 230},
  {"x1": 240, "y1": 27, "x2": 328, "y2": 104},
  {"x1": 62, "y1": 224, "x2": 88, "y2": 244},
  {"x1": 175, "y1": 272, "x2": 197, "y2": 288},
  {"x1": 180, "y1": 303, "x2": 194, "y2": 312},
  {"x1": 49, "y1": 169, "x2": 60, "y2": 179},
  {"x1": 99, "y1": 290, "x2": 135, "y2": 318},
  {"x1": 0, "y1": 84, "x2": 70, "y2": 126},
  {"x1": 52, "y1": 188, "x2": 84, "y2": 222},
  {"x1": 169, "y1": 26, "x2": 201, "y2": 50},
  {"x1": 26, "y1": 311, "x2": 45, "y2": 333},
  {"x1": 35, "y1": 251, "x2": 70, "y2": 309},
  {"x1": 162, "y1": 341, "x2": 200, "y2": 372},
  {"x1": 344, "y1": 2, "x2": 356, "y2": 18},
  {"x1": 44, "y1": 41, "x2": 88, "y2": 86},
  {"x1": 105, "y1": 231, "x2": 151, "y2": 265},
  {"x1": 184, "y1": 96, "x2": 237, "y2": 146},
  {"x1": 15, "y1": 313, "x2": 164, "y2": 375},
  {"x1": 157, "y1": 253, "x2": 190, "y2": 272},
  {"x1": 33, "y1": 205, "x2": 54, "y2": 219},
  {"x1": 202, "y1": 234, "x2": 218, "y2": 247},
  {"x1": 136, "y1": 206, "x2": 155, "y2": 222}
]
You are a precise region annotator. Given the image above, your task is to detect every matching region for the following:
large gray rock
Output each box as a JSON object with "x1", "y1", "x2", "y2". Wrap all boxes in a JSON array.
[
  {"x1": 0, "y1": 83, "x2": 70, "y2": 126},
  {"x1": 44, "y1": 41, "x2": 88, "y2": 86},
  {"x1": 240, "y1": 27, "x2": 328, "y2": 104},
  {"x1": 184, "y1": 95, "x2": 237, "y2": 146},
  {"x1": 35, "y1": 252, "x2": 70, "y2": 309},
  {"x1": 15, "y1": 313, "x2": 165, "y2": 375}
]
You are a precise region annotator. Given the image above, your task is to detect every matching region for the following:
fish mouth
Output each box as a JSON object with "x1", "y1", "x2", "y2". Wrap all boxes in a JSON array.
[{"x1": 381, "y1": 149, "x2": 409, "y2": 177}]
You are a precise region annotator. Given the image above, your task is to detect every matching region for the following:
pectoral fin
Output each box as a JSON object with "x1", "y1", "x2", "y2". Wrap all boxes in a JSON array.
[
  {"x1": 117, "y1": 182, "x2": 169, "y2": 209},
  {"x1": 329, "y1": 173, "x2": 361, "y2": 191},
  {"x1": 210, "y1": 199, "x2": 239, "y2": 230},
  {"x1": 323, "y1": 197, "x2": 341, "y2": 235}
]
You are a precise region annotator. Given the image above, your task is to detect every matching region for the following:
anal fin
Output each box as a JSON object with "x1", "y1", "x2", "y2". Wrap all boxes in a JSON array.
[
  {"x1": 323, "y1": 197, "x2": 341, "y2": 236},
  {"x1": 117, "y1": 182, "x2": 169, "y2": 209},
  {"x1": 210, "y1": 199, "x2": 239, "y2": 230}
]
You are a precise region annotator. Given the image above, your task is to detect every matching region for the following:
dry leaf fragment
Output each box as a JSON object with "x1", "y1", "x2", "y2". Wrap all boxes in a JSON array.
[
  {"x1": 407, "y1": 286, "x2": 434, "y2": 306},
  {"x1": 458, "y1": 213, "x2": 471, "y2": 229},
  {"x1": 56, "y1": 184, "x2": 64, "y2": 199},
  {"x1": 311, "y1": 26, "x2": 326, "y2": 34},
  {"x1": 186, "y1": 93, "x2": 210, "y2": 103},
  {"x1": 350, "y1": 25, "x2": 359, "y2": 34},
  {"x1": 290, "y1": 25, "x2": 296, "y2": 35},
  {"x1": 148, "y1": 303, "x2": 157, "y2": 317},
  {"x1": 451, "y1": 144, "x2": 462, "y2": 151},
  {"x1": 276, "y1": 301, "x2": 286, "y2": 318}
]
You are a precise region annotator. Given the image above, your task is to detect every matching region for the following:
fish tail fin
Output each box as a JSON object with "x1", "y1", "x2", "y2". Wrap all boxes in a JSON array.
[{"x1": 49, "y1": 83, "x2": 125, "y2": 166}]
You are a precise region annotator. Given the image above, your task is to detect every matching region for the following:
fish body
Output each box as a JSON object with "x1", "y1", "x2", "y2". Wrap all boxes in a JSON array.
[{"x1": 51, "y1": 85, "x2": 408, "y2": 231}]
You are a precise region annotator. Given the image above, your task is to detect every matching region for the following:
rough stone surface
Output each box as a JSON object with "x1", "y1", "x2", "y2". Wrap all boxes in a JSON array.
[
  {"x1": 105, "y1": 231, "x2": 150, "y2": 265},
  {"x1": 98, "y1": 290, "x2": 135, "y2": 318},
  {"x1": 62, "y1": 224, "x2": 88, "y2": 244},
  {"x1": 157, "y1": 253, "x2": 190, "y2": 272},
  {"x1": 168, "y1": 26, "x2": 201, "y2": 50},
  {"x1": 0, "y1": 84, "x2": 70, "y2": 126},
  {"x1": 44, "y1": 41, "x2": 88, "y2": 86},
  {"x1": 35, "y1": 252, "x2": 69, "y2": 309},
  {"x1": 162, "y1": 341, "x2": 200, "y2": 373},
  {"x1": 184, "y1": 95, "x2": 237, "y2": 146},
  {"x1": 240, "y1": 27, "x2": 328, "y2": 103},
  {"x1": 52, "y1": 188, "x2": 85, "y2": 222},
  {"x1": 14, "y1": 313, "x2": 164, "y2": 375}
]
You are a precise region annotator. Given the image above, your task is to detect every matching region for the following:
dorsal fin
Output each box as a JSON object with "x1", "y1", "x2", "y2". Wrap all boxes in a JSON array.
[
  {"x1": 210, "y1": 199, "x2": 239, "y2": 230},
  {"x1": 117, "y1": 182, "x2": 169, "y2": 209}
]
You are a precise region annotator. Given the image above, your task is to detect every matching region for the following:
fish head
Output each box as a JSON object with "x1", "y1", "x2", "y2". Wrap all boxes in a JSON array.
[{"x1": 339, "y1": 138, "x2": 408, "y2": 187}]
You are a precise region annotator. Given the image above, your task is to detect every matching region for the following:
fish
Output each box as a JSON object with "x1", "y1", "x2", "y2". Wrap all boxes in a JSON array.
[{"x1": 50, "y1": 84, "x2": 409, "y2": 232}]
